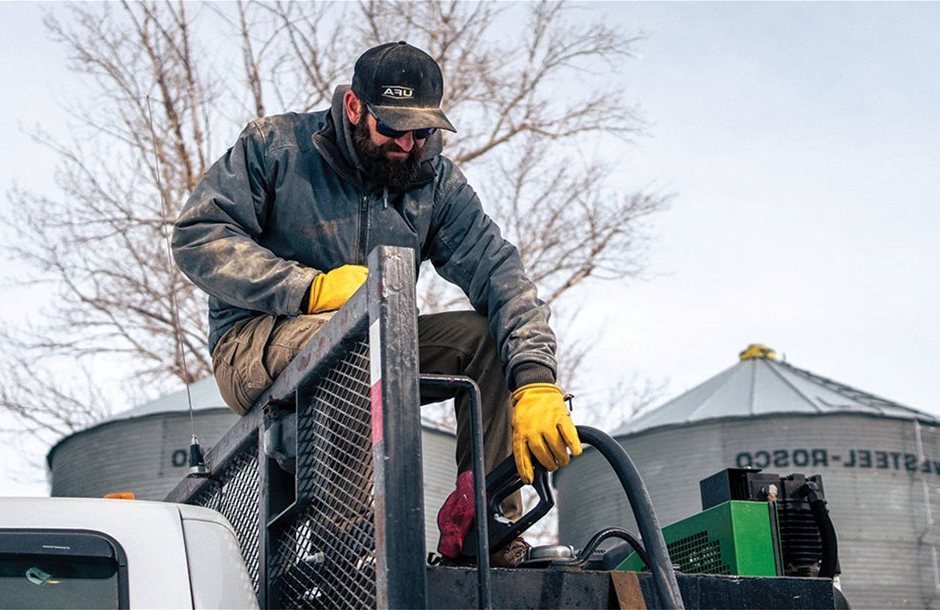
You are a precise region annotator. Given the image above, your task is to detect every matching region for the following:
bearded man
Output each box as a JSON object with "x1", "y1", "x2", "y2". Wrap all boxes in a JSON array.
[{"x1": 172, "y1": 41, "x2": 580, "y2": 567}]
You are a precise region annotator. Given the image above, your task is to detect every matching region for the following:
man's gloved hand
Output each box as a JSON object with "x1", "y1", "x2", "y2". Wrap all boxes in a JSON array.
[
  {"x1": 510, "y1": 382, "x2": 582, "y2": 484},
  {"x1": 307, "y1": 264, "x2": 368, "y2": 313}
]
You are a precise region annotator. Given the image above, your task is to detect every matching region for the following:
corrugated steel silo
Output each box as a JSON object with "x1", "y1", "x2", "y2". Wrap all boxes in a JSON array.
[
  {"x1": 555, "y1": 345, "x2": 940, "y2": 609},
  {"x1": 421, "y1": 423, "x2": 458, "y2": 548},
  {"x1": 47, "y1": 377, "x2": 237, "y2": 500},
  {"x1": 47, "y1": 377, "x2": 457, "y2": 546}
]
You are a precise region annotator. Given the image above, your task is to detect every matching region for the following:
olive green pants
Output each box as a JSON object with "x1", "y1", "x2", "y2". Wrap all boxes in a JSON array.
[{"x1": 212, "y1": 310, "x2": 520, "y2": 517}]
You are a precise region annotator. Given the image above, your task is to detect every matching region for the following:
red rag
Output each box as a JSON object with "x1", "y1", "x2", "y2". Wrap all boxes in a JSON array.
[{"x1": 436, "y1": 470, "x2": 476, "y2": 558}]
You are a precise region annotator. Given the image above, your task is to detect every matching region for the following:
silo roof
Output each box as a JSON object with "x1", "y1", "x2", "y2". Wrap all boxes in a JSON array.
[
  {"x1": 614, "y1": 344, "x2": 939, "y2": 435},
  {"x1": 117, "y1": 376, "x2": 227, "y2": 419}
]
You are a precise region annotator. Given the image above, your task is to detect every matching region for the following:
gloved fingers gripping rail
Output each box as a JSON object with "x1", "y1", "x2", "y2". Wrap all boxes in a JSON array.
[
  {"x1": 511, "y1": 383, "x2": 582, "y2": 484},
  {"x1": 307, "y1": 264, "x2": 368, "y2": 313}
]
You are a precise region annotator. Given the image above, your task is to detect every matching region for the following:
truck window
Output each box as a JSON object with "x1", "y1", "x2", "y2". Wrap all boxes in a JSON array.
[
  {"x1": 0, "y1": 530, "x2": 127, "y2": 610},
  {"x1": 0, "y1": 554, "x2": 119, "y2": 609}
]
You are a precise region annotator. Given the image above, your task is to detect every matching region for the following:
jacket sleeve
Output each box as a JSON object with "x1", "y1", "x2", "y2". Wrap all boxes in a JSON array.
[
  {"x1": 427, "y1": 162, "x2": 558, "y2": 385},
  {"x1": 172, "y1": 122, "x2": 317, "y2": 315}
]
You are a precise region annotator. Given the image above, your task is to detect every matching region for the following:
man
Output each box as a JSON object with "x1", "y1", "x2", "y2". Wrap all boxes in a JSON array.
[{"x1": 172, "y1": 41, "x2": 580, "y2": 567}]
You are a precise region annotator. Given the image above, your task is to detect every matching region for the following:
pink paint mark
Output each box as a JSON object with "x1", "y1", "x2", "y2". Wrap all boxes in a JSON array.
[{"x1": 370, "y1": 380, "x2": 383, "y2": 445}]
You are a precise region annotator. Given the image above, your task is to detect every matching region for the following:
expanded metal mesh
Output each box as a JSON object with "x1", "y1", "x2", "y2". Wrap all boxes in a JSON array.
[
  {"x1": 178, "y1": 334, "x2": 378, "y2": 607},
  {"x1": 270, "y1": 338, "x2": 375, "y2": 609},
  {"x1": 191, "y1": 442, "x2": 262, "y2": 589}
]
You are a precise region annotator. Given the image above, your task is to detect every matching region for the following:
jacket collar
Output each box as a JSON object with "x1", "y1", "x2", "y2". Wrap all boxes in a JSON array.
[{"x1": 313, "y1": 85, "x2": 440, "y2": 192}]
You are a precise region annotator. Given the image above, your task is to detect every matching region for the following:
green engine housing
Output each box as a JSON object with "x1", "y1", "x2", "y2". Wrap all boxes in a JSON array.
[{"x1": 618, "y1": 500, "x2": 780, "y2": 576}]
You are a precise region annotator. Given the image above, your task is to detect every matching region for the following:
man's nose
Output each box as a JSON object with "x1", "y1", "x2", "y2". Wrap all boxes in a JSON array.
[{"x1": 394, "y1": 131, "x2": 414, "y2": 152}]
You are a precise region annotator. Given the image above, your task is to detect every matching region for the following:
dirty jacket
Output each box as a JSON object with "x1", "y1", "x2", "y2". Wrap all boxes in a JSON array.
[{"x1": 172, "y1": 87, "x2": 556, "y2": 387}]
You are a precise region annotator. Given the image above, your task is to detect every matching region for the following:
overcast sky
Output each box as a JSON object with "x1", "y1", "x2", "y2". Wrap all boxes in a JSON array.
[
  {"x1": 577, "y1": 1, "x2": 939, "y2": 417},
  {"x1": 1, "y1": 2, "x2": 938, "y2": 495}
]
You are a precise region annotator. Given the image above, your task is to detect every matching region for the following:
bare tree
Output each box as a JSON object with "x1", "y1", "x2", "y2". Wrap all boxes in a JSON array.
[
  {"x1": 3, "y1": 1, "x2": 667, "y2": 450},
  {"x1": 6, "y1": 1, "x2": 218, "y2": 400}
]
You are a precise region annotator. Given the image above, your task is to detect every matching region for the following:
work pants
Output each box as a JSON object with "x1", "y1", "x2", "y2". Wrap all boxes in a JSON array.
[{"x1": 212, "y1": 310, "x2": 521, "y2": 518}]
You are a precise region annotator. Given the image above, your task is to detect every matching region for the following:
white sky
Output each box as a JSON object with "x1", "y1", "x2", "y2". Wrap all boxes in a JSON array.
[
  {"x1": 1, "y1": 2, "x2": 939, "y2": 495},
  {"x1": 569, "y1": 1, "x2": 940, "y2": 417}
]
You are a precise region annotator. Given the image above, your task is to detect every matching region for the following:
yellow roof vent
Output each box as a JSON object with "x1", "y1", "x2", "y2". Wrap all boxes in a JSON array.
[{"x1": 739, "y1": 344, "x2": 777, "y2": 361}]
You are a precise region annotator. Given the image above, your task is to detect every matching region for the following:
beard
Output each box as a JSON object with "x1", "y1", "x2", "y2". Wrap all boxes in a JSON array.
[{"x1": 352, "y1": 117, "x2": 424, "y2": 191}]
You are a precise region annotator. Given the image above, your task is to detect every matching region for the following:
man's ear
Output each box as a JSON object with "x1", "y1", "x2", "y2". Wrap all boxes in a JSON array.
[{"x1": 344, "y1": 90, "x2": 363, "y2": 125}]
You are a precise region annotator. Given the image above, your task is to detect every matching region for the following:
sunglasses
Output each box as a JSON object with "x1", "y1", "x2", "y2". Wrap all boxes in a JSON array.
[{"x1": 368, "y1": 107, "x2": 437, "y2": 140}]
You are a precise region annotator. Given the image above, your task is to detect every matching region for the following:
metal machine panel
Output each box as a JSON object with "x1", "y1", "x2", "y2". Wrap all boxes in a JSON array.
[{"x1": 618, "y1": 501, "x2": 778, "y2": 576}]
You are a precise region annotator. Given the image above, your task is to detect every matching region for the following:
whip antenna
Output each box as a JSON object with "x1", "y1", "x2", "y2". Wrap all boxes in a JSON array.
[{"x1": 146, "y1": 95, "x2": 209, "y2": 478}]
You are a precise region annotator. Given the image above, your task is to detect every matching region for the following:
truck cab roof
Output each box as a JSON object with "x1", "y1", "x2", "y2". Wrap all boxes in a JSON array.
[{"x1": 0, "y1": 497, "x2": 257, "y2": 609}]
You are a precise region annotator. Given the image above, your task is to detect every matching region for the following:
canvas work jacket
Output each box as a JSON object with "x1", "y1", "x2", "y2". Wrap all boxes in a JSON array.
[{"x1": 172, "y1": 86, "x2": 556, "y2": 388}]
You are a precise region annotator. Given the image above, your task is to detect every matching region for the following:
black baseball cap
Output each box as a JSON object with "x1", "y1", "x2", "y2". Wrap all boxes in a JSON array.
[{"x1": 351, "y1": 41, "x2": 456, "y2": 133}]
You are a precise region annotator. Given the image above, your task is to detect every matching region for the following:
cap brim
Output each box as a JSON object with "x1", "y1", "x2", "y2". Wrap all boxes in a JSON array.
[{"x1": 371, "y1": 105, "x2": 456, "y2": 133}]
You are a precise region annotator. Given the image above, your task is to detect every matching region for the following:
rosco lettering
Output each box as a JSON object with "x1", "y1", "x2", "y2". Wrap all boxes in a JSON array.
[{"x1": 735, "y1": 448, "x2": 940, "y2": 476}]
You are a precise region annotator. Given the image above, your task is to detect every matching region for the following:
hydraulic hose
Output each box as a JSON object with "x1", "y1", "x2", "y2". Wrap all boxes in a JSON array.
[
  {"x1": 574, "y1": 527, "x2": 650, "y2": 569},
  {"x1": 576, "y1": 426, "x2": 685, "y2": 610},
  {"x1": 811, "y1": 498, "x2": 840, "y2": 579},
  {"x1": 798, "y1": 483, "x2": 840, "y2": 579}
]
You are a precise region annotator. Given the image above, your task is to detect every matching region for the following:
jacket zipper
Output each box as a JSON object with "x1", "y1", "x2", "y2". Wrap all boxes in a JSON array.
[{"x1": 357, "y1": 192, "x2": 370, "y2": 265}]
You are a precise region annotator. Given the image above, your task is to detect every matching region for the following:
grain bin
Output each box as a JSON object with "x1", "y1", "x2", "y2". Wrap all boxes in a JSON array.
[
  {"x1": 555, "y1": 345, "x2": 940, "y2": 609},
  {"x1": 47, "y1": 377, "x2": 457, "y2": 546},
  {"x1": 47, "y1": 377, "x2": 237, "y2": 500}
]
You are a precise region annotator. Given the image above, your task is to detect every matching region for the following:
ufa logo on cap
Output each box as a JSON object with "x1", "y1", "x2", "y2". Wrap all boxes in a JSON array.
[
  {"x1": 352, "y1": 42, "x2": 457, "y2": 132},
  {"x1": 382, "y1": 85, "x2": 414, "y2": 100}
]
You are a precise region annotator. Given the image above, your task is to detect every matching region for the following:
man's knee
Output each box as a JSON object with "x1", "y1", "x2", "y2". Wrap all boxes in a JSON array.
[
  {"x1": 269, "y1": 312, "x2": 334, "y2": 354},
  {"x1": 212, "y1": 333, "x2": 267, "y2": 416},
  {"x1": 213, "y1": 361, "x2": 252, "y2": 416},
  {"x1": 211, "y1": 313, "x2": 332, "y2": 416}
]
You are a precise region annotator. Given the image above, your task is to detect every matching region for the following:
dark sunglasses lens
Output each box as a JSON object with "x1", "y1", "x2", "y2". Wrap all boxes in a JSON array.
[
  {"x1": 374, "y1": 115, "x2": 437, "y2": 141},
  {"x1": 375, "y1": 120, "x2": 406, "y2": 139}
]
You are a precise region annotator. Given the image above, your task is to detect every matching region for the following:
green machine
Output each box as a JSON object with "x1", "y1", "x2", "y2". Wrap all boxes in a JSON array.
[
  {"x1": 619, "y1": 500, "x2": 778, "y2": 575},
  {"x1": 618, "y1": 468, "x2": 840, "y2": 579}
]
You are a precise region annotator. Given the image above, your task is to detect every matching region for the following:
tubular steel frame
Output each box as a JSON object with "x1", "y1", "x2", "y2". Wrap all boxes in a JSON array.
[{"x1": 165, "y1": 246, "x2": 427, "y2": 609}]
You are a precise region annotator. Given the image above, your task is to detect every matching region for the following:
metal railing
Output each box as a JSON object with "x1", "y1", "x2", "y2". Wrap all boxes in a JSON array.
[{"x1": 166, "y1": 246, "x2": 426, "y2": 609}]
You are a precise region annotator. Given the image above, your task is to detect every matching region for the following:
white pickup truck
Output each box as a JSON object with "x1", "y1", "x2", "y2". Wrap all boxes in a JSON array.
[{"x1": 0, "y1": 497, "x2": 258, "y2": 609}]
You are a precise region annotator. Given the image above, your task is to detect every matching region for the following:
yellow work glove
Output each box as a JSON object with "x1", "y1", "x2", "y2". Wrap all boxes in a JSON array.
[
  {"x1": 307, "y1": 265, "x2": 368, "y2": 313},
  {"x1": 510, "y1": 382, "x2": 582, "y2": 484}
]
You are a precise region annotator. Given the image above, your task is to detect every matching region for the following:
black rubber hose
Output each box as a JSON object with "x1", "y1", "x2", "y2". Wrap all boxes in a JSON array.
[
  {"x1": 808, "y1": 498, "x2": 840, "y2": 579},
  {"x1": 795, "y1": 481, "x2": 840, "y2": 580},
  {"x1": 576, "y1": 426, "x2": 685, "y2": 610},
  {"x1": 575, "y1": 527, "x2": 650, "y2": 569}
]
